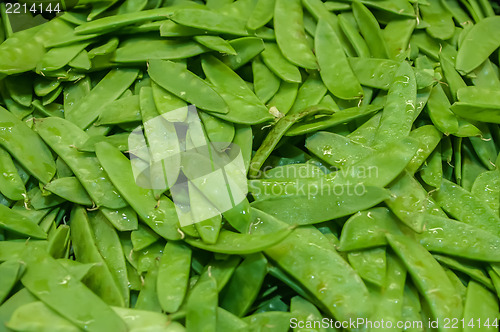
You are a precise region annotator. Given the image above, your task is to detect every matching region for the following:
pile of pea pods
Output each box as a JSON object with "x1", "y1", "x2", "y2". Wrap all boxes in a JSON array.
[{"x1": 1, "y1": 0, "x2": 500, "y2": 331}]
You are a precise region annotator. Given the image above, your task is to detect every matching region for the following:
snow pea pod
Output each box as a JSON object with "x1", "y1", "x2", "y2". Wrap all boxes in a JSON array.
[
  {"x1": 135, "y1": 262, "x2": 162, "y2": 312},
  {"x1": 21, "y1": 244, "x2": 128, "y2": 332},
  {"x1": 432, "y1": 179, "x2": 500, "y2": 236},
  {"x1": 316, "y1": 18, "x2": 363, "y2": 100},
  {"x1": 170, "y1": 8, "x2": 248, "y2": 35},
  {"x1": 7, "y1": 301, "x2": 80, "y2": 332},
  {"x1": 383, "y1": 18, "x2": 416, "y2": 60},
  {"x1": 96, "y1": 96, "x2": 141, "y2": 125},
  {"x1": 252, "y1": 56, "x2": 281, "y2": 104},
  {"x1": 418, "y1": 214, "x2": 500, "y2": 262},
  {"x1": 420, "y1": 147, "x2": 443, "y2": 188},
  {"x1": 201, "y1": 55, "x2": 271, "y2": 124},
  {"x1": 185, "y1": 226, "x2": 292, "y2": 255},
  {"x1": 420, "y1": 0, "x2": 455, "y2": 40},
  {"x1": 0, "y1": 107, "x2": 55, "y2": 184},
  {"x1": 217, "y1": 307, "x2": 249, "y2": 331},
  {"x1": 289, "y1": 72, "x2": 327, "y2": 115},
  {"x1": 131, "y1": 224, "x2": 160, "y2": 251},
  {"x1": 434, "y1": 255, "x2": 494, "y2": 290},
  {"x1": 0, "y1": 204, "x2": 46, "y2": 239},
  {"x1": 114, "y1": 37, "x2": 207, "y2": 63},
  {"x1": 274, "y1": 0, "x2": 317, "y2": 70},
  {"x1": 374, "y1": 61, "x2": 417, "y2": 145},
  {"x1": 148, "y1": 59, "x2": 228, "y2": 114},
  {"x1": 426, "y1": 83, "x2": 459, "y2": 135},
  {"x1": 406, "y1": 125, "x2": 442, "y2": 174},
  {"x1": 157, "y1": 241, "x2": 191, "y2": 313},
  {"x1": 247, "y1": 0, "x2": 275, "y2": 30},
  {"x1": 243, "y1": 312, "x2": 291, "y2": 332},
  {"x1": 267, "y1": 82, "x2": 299, "y2": 115},
  {"x1": 223, "y1": 37, "x2": 265, "y2": 70},
  {"x1": 339, "y1": 13, "x2": 371, "y2": 58},
  {"x1": 100, "y1": 206, "x2": 139, "y2": 232},
  {"x1": 70, "y1": 206, "x2": 126, "y2": 307},
  {"x1": 44, "y1": 177, "x2": 93, "y2": 206},
  {"x1": 186, "y1": 273, "x2": 217, "y2": 332},
  {"x1": 65, "y1": 68, "x2": 139, "y2": 129},
  {"x1": 347, "y1": 248, "x2": 387, "y2": 287},
  {"x1": 456, "y1": 16, "x2": 500, "y2": 73},
  {"x1": 386, "y1": 234, "x2": 463, "y2": 331},
  {"x1": 290, "y1": 296, "x2": 326, "y2": 332},
  {"x1": 352, "y1": 1, "x2": 390, "y2": 59},
  {"x1": 0, "y1": 147, "x2": 25, "y2": 201},
  {"x1": 194, "y1": 35, "x2": 236, "y2": 55},
  {"x1": 261, "y1": 43, "x2": 302, "y2": 83},
  {"x1": 471, "y1": 170, "x2": 500, "y2": 214},
  {"x1": 463, "y1": 281, "x2": 498, "y2": 332},
  {"x1": 34, "y1": 117, "x2": 126, "y2": 209},
  {"x1": 4, "y1": 75, "x2": 32, "y2": 107},
  {"x1": 0, "y1": 260, "x2": 23, "y2": 304},
  {"x1": 95, "y1": 142, "x2": 181, "y2": 240},
  {"x1": 37, "y1": 42, "x2": 89, "y2": 73},
  {"x1": 221, "y1": 253, "x2": 267, "y2": 317},
  {"x1": 262, "y1": 224, "x2": 371, "y2": 322}
]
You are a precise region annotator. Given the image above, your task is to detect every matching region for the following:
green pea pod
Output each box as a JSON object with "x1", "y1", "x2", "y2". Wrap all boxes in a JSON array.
[
  {"x1": 420, "y1": 0, "x2": 455, "y2": 40},
  {"x1": 151, "y1": 81, "x2": 187, "y2": 115},
  {"x1": 65, "y1": 68, "x2": 139, "y2": 129},
  {"x1": 135, "y1": 261, "x2": 162, "y2": 312},
  {"x1": 114, "y1": 37, "x2": 207, "y2": 62},
  {"x1": 44, "y1": 177, "x2": 93, "y2": 206},
  {"x1": 131, "y1": 225, "x2": 159, "y2": 252},
  {"x1": 289, "y1": 72, "x2": 327, "y2": 115},
  {"x1": 171, "y1": 8, "x2": 248, "y2": 35},
  {"x1": 34, "y1": 118, "x2": 126, "y2": 209},
  {"x1": 157, "y1": 241, "x2": 191, "y2": 313},
  {"x1": 420, "y1": 147, "x2": 443, "y2": 188},
  {"x1": 243, "y1": 311, "x2": 292, "y2": 332},
  {"x1": 149, "y1": 59, "x2": 228, "y2": 114},
  {"x1": 96, "y1": 96, "x2": 141, "y2": 125},
  {"x1": 406, "y1": 125, "x2": 442, "y2": 174},
  {"x1": 252, "y1": 57, "x2": 281, "y2": 104},
  {"x1": 0, "y1": 204, "x2": 46, "y2": 239},
  {"x1": 267, "y1": 82, "x2": 299, "y2": 115},
  {"x1": 426, "y1": 84, "x2": 459, "y2": 135},
  {"x1": 338, "y1": 13, "x2": 371, "y2": 58},
  {"x1": 57, "y1": 259, "x2": 96, "y2": 282},
  {"x1": 352, "y1": 1, "x2": 390, "y2": 59},
  {"x1": 316, "y1": 18, "x2": 363, "y2": 100},
  {"x1": 374, "y1": 61, "x2": 417, "y2": 145},
  {"x1": 0, "y1": 107, "x2": 55, "y2": 184},
  {"x1": 37, "y1": 42, "x2": 90, "y2": 73},
  {"x1": 232, "y1": 124, "x2": 253, "y2": 173},
  {"x1": 194, "y1": 35, "x2": 236, "y2": 55},
  {"x1": 418, "y1": 214, "x2": 500, "y2": 262},
  {"x1": 221, "y1": 253, "x2": 267, "y2": 317},
  {"x1": 290, "y1": 296, "x2": 326, "y2": 332},
  {"x1": 274, "y1": 0, "x2": 317, "y2": 70},
  {"x1": 186, "y1": 273, "x2": 218, "y2": 332},
  {"x1": 386, "y1": 234, "x2": 463, "y2": 331},
  {"x1": 471, "y1": 170, "x2": 500, "y2": 214},
  {"x1": 95, "y1": 141, "x2": 181, "y2": 240},
  {"x1": 78, "y1": 134, "x2": 129, "y2": 153},
  {"x1": 64, "y1": 76, "x2": 90, "y2": 114},
  {"x1": 262, "y1": 222, "x2": 371, "y2": 322},
  {"x1": 261, "y1": 42, "x2": 302, "y2": 83},
  {"x1": 451, "y1": 88, "x2": 500, "y2": 124},
  {"x1": 0, "y1": 260, "x2": 23, "y2": 304},
  {"x1": 463, "y1": 281, "x2": 499, "y2": 332},
  {"x1": 0, "y1": 147, "x2": 26, "y2": 201},
  {"x1": 4, "y1": 75, "x2": 32, "y2": 107},
  {"x1": 347, "y1": 248, "x2": 387, "y2": 287},
  {"x1": 223, "y1": 37, "x2": 265, "y2": 70},
  {"x1": 201, "y1": 55, "x2": 272, "y2": 124},
  {"x1": 100, "y1": 206, "x2": 139, "y2": 232},
  {"x1": 6, "y1": 301, "x2": 80, "y2": 332},
  {"x1": 70, "y1": 206, "x2": 126, "y2": 307},
  {"x1": 21, "y1": 243, "x2": 128, "y2": 332},
  {"x1": 456, "y1": 17, "x2": 500, "y2": 73},
  {"x1": 216, "y1": 307, "x2": 249, "y2": 331},
  {"x1": 247, "y1": 0, "x2": 275, "y2": 30},
  {"x1": 383, "y1": 18, "x2": 416, "y2": 60},
  {"x1": 339, "y1": 207, "x2": 401, "y2": 251},
  {"x1": 113, "y1": 306, "x2": 185, "y2": 332},
  {"x1": 433, "y1": 255, "x2": 494, "y2": 290}
]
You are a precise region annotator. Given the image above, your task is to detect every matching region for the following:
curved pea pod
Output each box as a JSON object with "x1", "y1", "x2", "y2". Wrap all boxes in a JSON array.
[
  {"x1": 252, "y1": 57, "x2": 280, "y2": 104},
  {"x1": 70, "y1": 206, "x2": 126, "y2": 307},
  {"x1": 434, "y1": 255, "x2": 494, "y2": 291},
  {"x1": 463, "y1": 281, "x2": 499, "y2": 332},
  {"x1": 194, "y1": 35, "x2": 236, "y2": 55},
  {"x1": 44, "y1": 177, "x2": 92, "y2": 206},
  {"x1": 100, "y1": 206, "x2": 138, "y2": 232},
  {"x1": 286, "y1": 105, "x2": 380, "y2": 136},
  {"x1": 34, "y1": 117, "x2": 126, "y2": 209},
  {"x1": 267, "y1": 82, "x2": 299, "y2": 115},
  {"x1": 471, "y1": 170, "x2": 500, "y2": 214},
  {"x1": 243, "y1": 312, "x2": 291, "y2": 331},
  {"x1": 374, "y1": 61, "x2": 417, "y2": 145},
  {"x1": 135, "y1": 261, "x2": 162, "y2": 312},
  {"x1": 37, "y1": 42, "x2": 90, "y2": 73},
  {"x1": 201, "y1": 55, "x2": 272, "y2": 124},
  {"x1": 148, "y1": 59, "x2": 228, "y2": 114},
  {"x1": 0, "y1": 147, "x2": 26, "y2": 201},
  {"x1": 221, "y1": 253, "x2": 267, "y2": 317},
  {"x1": 251, "y1": 184, "x2": 389, "y2": 225},
  {"x1": 347, "y1": 248, "x2": 387, "y2": 287},
  {"x1": 289, "y1": 73, "x2": 327, "y2": 115},
  {"x1": 338, "y1": 13, "x2": 370, "y2": 58},
  {"x1": 419, "y1": 0, "x2": 455, "y2": 40},
  {"x1": 20, "y1": 244, "x2": 128, "y2": 332},
  {"x1": 170, "y1": 8, "x2": 248, "y2": 35},
  {"x1": 383, "y1": 18, "x2": 416, "y2": 60},
  {"x1": 290, "y1": 296, "x2": 326, "y2": 332},
  {"x1": 386, "y1": 234, "x2": 463, "y2": 331},
  {"x1": 0, "y1": 241, "x2": 48, "y2": 263},
  {"x1": 339, "y1": 207, "x2": 402, "y2": 252},
  {"x1": 306, "y1": 131, "x2": 373, "y2": 169},
  {"x1": 352, "y1": 1, "x2": 390, "y2": 59},
  {"x1": 114, "y1": 37, "x2": 208, "y2": 63},
  {"x1": 0, "y1": 204, "x2": 46, "y2": 239},
  {"x1": 185, "y1": 225, "x2": 292, "y2": 254},
  {"x1": 4, "y1": 75, "x2": 32, "y2": 107},
  {"x1": 432, "y1": 179, "x2": 500, "y2": 237},
  {"x1": 65, "y1": 68, "x2": 139, "y2": 129},
  {"x1": 131, "y1": 224, "x2": 160, "y2": 252},
  {"x1": 274, "y1": 0, "x2": 317, "y2": 70},
  {"x1": 426, "y1": 83, "x2": 459, "y2": 135},
  {"x1": 95, "y1": 142, "x2": 181, "y2": 240},
  {"x1": 406, "y1": 125, "x2": 442, "y2": 174},
  {"x1": 417, "y1": 215, "x2": 500, "y2": 262},
  {"x1": 0, "y1": 107, "x2": 55, "y2": 184},
  {"x1": 95, "y1": 96, "x2": 141, "y2": 126},
  {"x1": 451, "y1": 87, "x2": 500, "y2": 124},
  {"x1": 0, "y1": 260, "x2": 24, "y2": 304},
  {"x1": 420, "y1": 147, "x2": 443, "y2": 188},
  {"x1": 113, "y1": 307, "x2": 185, "y2": 332},
  {"x1": 6, "y1": 301, "x2": 80, "y2": 332},
  {"x1": 247, "y1": 0, "x2": 275, "y2": 30},
  {"x1": 456, "y1": 16, "x2": 500, "y2": 73},
  {"x1": 261, "y1": 224, "x2": 371, "y2": 322},
  {"x1": 261, "y1": 43, "x2": 302, "y2": 83},
  {"x1": 222, "y1": 37, "x2": 265, "y2": 70},
  {"x1": 157, "y1": 241, "x2": 191, "y2": 313},
  {"x1": 315, "y1": 18, "x2": 363, "y2": 100},
  {"x1": 185, "y1": 272, "x2": 217, "y2": 332}
]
